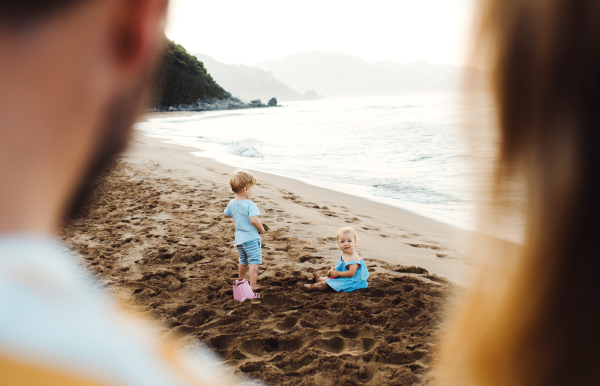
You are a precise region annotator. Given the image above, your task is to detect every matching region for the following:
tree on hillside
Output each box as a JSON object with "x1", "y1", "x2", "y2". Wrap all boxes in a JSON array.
[{"x1": 152, "y1": 39, "x2": 226, "y2": 107}]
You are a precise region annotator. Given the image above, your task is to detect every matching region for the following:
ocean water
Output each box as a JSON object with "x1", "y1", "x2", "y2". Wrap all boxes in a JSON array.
[{"x1": 136, "y1": 94, "x2": 490, "y2": 230}]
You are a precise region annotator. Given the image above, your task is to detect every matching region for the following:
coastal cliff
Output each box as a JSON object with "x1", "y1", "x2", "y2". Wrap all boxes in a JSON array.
[
  {"x1": 150, "y1": 39, "x2": 279, "y2": 112},
  {"x1": 152, "y1": 39, "x2": 226, "y2": 107}
]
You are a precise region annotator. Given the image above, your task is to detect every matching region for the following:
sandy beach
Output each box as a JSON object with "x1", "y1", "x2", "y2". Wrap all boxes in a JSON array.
[{"x1": 59, "y1": 126, "x2": 477, "y2": 385}]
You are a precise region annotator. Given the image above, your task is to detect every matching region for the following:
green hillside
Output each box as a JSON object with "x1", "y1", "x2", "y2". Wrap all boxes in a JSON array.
[{"x1": 152, "y1": 39, "x2": 226, "y2": 107}]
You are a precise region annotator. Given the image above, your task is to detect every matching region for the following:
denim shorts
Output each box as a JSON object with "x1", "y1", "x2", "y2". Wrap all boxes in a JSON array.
[{"x1": 236, "y1": 239, "x2": 262, "y2": 265}]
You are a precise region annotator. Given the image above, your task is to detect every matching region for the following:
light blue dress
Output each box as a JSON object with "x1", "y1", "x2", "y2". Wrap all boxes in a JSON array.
[{"x1": 326, "y1": 253, "x2": 369, "y2": 292}]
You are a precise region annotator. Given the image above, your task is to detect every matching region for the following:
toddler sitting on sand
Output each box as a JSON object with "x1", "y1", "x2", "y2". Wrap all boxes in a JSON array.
[
  {"x1": 298, "y1": 227, "x2": 369, "y2": 292},
  {"x1": 224, "y1": 169, "x2": 266, "y2": 291}
]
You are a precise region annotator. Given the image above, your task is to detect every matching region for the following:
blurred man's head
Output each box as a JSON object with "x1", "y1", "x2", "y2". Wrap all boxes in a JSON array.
[{"x1": 0, "y1": 0, "x2": 168, "y2": 233}]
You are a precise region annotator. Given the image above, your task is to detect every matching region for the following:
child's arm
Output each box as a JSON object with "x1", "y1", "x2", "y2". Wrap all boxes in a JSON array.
[
  {"x1": 249, "y1": 216, "x2": 265, "y2": 234},
  {"x1": 330, "y1": 264, "x2": 358, "y2": 278},
  {"x1": 223, "y1": 204, "x2": 232, "y2": 219}
]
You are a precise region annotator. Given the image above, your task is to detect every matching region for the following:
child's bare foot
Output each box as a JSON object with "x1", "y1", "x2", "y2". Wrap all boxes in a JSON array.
[
  {"x1": 297, "y1": 282, "x2": 311, "y2": 292},
  {"x1": 251, "y1": 285, "x2": 264, "y2": 291},
  {"x1": 312, "y1": 272, "x2": 321, "y2": 282},
  {"x1": 297, "y1": 281, "x2": 329, "y2": 292}
]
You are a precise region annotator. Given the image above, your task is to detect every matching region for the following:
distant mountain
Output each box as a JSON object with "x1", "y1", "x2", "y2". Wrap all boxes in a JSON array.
[
  {"x1": 301, "y1": 90, "x2": 325, "y2": 100},
  {"x1": 255, "y1": 51, "x2": 483, "y2": 97},
  {"x1": 152, "y1": 40, "x2": 226, "y2": 108},
  {"x1": 193, "y1": 54, "x2": 303, "y2": 102}
]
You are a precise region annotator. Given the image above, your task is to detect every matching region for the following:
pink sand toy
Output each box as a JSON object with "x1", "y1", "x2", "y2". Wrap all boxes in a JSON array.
[{"x1": 233, "y1": 279, "x2": 260, "y2": 302}]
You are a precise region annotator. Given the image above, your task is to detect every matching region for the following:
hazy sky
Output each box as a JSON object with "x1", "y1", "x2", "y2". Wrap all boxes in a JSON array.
[{"x1": 166, "y1": 0, "x2": 476, "y2": 67}]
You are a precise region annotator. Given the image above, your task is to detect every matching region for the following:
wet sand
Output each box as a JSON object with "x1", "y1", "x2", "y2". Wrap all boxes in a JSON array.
[{"x1": 59, "y1": 130, "x2": 474, "y2": 385}]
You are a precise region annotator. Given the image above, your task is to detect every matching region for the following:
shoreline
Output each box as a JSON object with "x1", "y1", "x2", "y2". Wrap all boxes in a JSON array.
[
  {"x1": 140, "y1": 109, "x2": 475, "y2": 233},
  {"x1": 129, "y1": 127, "x2": 480, "y2": 287}
]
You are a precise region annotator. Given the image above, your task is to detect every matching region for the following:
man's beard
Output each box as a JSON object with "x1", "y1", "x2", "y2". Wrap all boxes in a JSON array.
[{"x1": 64, "y1": 78, "x2": 147, "y2": 222}]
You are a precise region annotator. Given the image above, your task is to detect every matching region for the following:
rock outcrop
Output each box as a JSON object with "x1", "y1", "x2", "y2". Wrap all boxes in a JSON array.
[{"x1": 148, "y1": 93, "x2": 279, "y2": 112}]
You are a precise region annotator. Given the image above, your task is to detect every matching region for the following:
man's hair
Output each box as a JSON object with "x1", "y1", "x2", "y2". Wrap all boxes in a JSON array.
[
  {"x1": 0, "y1": 0, "x2": 84, "y2": 25},
  {"x1": 336, "y1": 227, "x2": 358, "y2": 242},
  {"x1": 229, "y1": 169, "x2": 257, "y2": 193}
]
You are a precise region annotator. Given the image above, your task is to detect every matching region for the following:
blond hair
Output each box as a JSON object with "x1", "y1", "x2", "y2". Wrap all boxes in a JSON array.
[
  {"x1": 438, "y1": 1, "x2": 600, "y2": 385},
  {"x1": 229, "y1": 169, "x2": 257, "y2": 193},
  {"x1": 336, "y1": 227, "x2": 358, "y2": 241}
]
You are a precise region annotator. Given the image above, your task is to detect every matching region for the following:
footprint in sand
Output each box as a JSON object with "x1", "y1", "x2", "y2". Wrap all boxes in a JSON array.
[
  {"x1": 299, "y1": 255, "x2": 324, "y2": 263},
  {"x1": 239, "y1": 336, "x2": 308, "y2": 357},
  {"x1": 404, "y1": 242, "x2": 442, "y2": 251},
  {"x1": 393, "y1": 265, "x2": 429, "y2": 274},
  {"x1": 275, "y1": 316, "x2": 299, "y2": 332},
  {"x1": 207, "y1": 334, "x2": 237, "y2": 352},
  {"x1": 315, "y1": 336, "x2": 347, "y2": 354}
]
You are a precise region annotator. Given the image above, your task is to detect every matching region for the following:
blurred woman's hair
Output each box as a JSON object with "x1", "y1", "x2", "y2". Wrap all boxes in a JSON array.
[{"x1": 438, "y1": 1, "x2": 600, "y2": 385}]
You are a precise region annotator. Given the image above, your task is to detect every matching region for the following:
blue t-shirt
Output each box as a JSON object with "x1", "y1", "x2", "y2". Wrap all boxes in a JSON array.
[{"x1": 224, "y1": 199, "x2": 261, "y2": 246}]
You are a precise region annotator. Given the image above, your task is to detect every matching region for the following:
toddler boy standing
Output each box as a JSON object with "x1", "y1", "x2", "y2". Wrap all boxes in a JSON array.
[{"x1": 224, "y1": 169, "x2": 266, "y2": 290}]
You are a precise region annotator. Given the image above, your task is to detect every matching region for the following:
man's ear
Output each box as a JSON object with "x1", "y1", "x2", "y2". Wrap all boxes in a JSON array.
[{"x1": 110, "y1": 0, "x2": 169, "y2": 73}]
